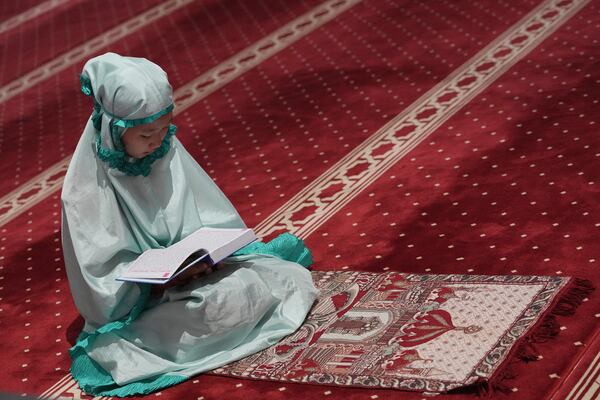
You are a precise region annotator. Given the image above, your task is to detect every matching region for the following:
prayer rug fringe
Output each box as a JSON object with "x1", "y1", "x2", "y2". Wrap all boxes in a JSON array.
[{"x1": 476, "y1": 278, "x2": 595, "y2": 397}]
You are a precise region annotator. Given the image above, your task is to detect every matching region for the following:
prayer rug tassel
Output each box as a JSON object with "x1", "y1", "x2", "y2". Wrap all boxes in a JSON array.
[
  {"x1": 551, "y1": 278, "x2": 595, "y2": 316},
  {"x1": 476, "y1": 278, "x2": 594, "y2": 398}
]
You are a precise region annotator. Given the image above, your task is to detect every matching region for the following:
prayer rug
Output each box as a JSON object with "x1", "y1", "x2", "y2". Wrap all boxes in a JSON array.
[{"x1": 213, "y1": 271, "x2": 588, "y2": 393}]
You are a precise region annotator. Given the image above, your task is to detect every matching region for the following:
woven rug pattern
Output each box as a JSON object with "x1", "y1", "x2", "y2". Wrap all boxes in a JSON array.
[{"x1": 215, "y1": 272, "x2": 570, "y2": 392}]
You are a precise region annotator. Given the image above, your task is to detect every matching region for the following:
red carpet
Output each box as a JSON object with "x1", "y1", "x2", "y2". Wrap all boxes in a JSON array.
[{"x1": 0, "y1": 0, "x2": 598, "y2": 399}]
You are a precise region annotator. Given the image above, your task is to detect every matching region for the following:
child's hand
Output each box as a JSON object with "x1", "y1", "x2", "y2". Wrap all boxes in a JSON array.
[
  {"x1": 166, "y1": 263, "x2": 208, "y2": 288},
  {"x1": 159, "y1": 262, "x2": 224, "y2": 292},
  {"x1": 171, "y1": 262, "x2": 211, "y2": 285}
]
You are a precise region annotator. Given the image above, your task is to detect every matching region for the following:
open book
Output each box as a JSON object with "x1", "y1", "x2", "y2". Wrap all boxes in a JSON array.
[{"x1": 117, "y1": 227, "x2": 257, "y2": 284}]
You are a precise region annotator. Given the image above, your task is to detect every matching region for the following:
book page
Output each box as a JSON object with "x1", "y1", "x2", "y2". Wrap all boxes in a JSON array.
[
  {"x1": 208, "y1": 229, "x2": 256, "y2": 263},
  {"x1": 161, "y1": 228, "x2": 245, "y2": 255},
  {"x1": 118, "y1": 227, "x2": 255, "y2": 281},
  {"x1": 120, "y1": 248, "x2": 200, "y2": 279}
]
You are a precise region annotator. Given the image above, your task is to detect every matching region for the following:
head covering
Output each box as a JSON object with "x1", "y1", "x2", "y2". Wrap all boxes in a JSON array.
[
  {"x1": 80, "y1": 52, "x2": 176, "y2": 176},
  {"x1": 61, "y1": 53, "x2": 245, "y2": 331}
]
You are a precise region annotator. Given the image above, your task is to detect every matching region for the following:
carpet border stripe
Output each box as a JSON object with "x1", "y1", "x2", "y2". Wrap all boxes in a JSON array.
[
  {"x1": 0, "y1": 0, "x2": 197, "y2": 105},
  {"x1": 0, "y1": 0, "x2": 71, "y2": 35}
]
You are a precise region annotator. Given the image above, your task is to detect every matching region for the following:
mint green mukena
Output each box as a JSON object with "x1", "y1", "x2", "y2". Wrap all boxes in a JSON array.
[{"x1": 61, "y1": 53, "x2": 317, "y2": 397}]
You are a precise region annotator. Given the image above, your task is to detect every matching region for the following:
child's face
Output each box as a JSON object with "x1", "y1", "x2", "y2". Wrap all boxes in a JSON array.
[{"x1": 121, "y1": 112, "x2": 172, "y2": 159}]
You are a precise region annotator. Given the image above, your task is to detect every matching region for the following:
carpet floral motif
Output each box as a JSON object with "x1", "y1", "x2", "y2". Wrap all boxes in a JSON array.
[{"x1": 213, "y1": 271, "x2": 569, "y2": 392}]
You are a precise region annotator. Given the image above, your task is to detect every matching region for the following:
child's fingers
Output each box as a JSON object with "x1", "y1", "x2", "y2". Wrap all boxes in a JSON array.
[
  {"x1": 164, "y1": 263, "x2": 215, "y2": 288},
  {"x1": 205, "y1": 263, "x2": 223, "y2": 274},
  {"x1": 170, "y1": 263, "x2": 208, "y2": 285},
  {"x1": 194, "y1": 263, "x2": 209, "y2": 273}
]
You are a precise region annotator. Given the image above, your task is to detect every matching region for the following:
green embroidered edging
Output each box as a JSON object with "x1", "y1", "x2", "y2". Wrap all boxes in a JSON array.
[
  {"x1": 80, "y1": 74, "x2": 93, "y2": 96},
  {"x1": 96, "y1": 124, "x2": 177, "y2": 177},
  {"x1": 70, "y1": 346, "x2": 187, "y2": 397},
  {"x1": 68, "y1": 284, "x2": 188, "y2": 397},
  {"x1": 234, "y1": 232, "x2": 313, "y2": 268}
]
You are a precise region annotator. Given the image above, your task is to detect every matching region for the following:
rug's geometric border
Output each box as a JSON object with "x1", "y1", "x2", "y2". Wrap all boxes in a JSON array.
[
  {"x1": 213, "y1": 273, "x2": 571, "y2": 393},
  {"x1": 172, "y1": 0, "x2": 362, "y2": 114},
  {"x1": 569, "y1": 352, "x2": 600, "y2": 400},
  {"x1": 560, "y1": 329, "x2": 600, "y2": 400},
  {"x1": 0, "y1": 0, "x2": 71, "y2": 35},
  {"x1": 0, "y1": 0, "x2": 196, "y2": 104}
]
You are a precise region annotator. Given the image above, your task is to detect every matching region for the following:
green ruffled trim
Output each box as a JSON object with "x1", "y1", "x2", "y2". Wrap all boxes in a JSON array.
[
  {"x1": 71, "y1": 346, "x2": 187, "y2": 398},
  {"x1": 69, "y1": 284, "x2": 183, "y2": 397},
  {"x1": 96, "y1": 124, "x2": 176, "y2": 177},
  {"x1": 110, "y1": 120, "x2": 126, "y2": 152},
  {"x1": 80, "y1": 74, "x2": 93, "y2": 96},
  {"x1": 234, "y1": 232, "x2": 313, "y2": 268}
]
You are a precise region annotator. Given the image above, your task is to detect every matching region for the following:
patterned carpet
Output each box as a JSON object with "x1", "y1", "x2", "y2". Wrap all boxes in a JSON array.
[
  {"x1": 215, "y1": 271, "x2": 579, "y2": 393},
  {"x1": 0, "y1": 0, "x2": 598, "y2": 399}
]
